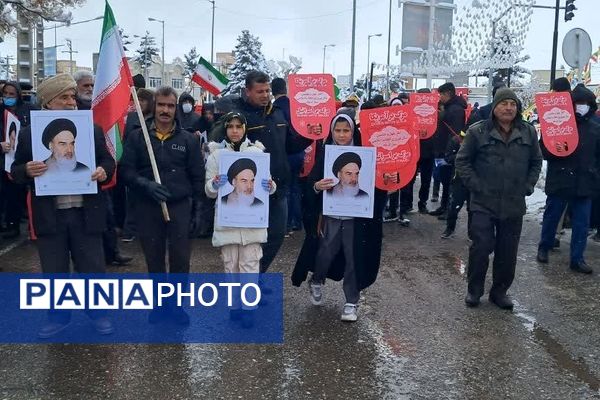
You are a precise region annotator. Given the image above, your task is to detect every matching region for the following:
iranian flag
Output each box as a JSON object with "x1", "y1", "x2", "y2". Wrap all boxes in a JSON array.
[
  {"x1": 92, "y1": 1, "x2": 133, "y2": 161},
  {"x1": 192, "y1": 57, "x2": 229, "y2": 96}
]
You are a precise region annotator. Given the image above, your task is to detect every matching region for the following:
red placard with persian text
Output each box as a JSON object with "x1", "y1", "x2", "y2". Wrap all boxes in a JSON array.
[
  {"x1": 359, "y1": 106, "x2": 419, "y2": 191},
  {"x1": 289, "y1": 74, "x2": 336, "y2": 140},
  {"x1": 299, "y1": 141, "x2": 317, "y2": 178},
  {"x1": 535, "y1": 92, "x2": 579, "y2": 157},
  {"x1": 409, "y1": 92, "x2": 439, "y2": 140}
]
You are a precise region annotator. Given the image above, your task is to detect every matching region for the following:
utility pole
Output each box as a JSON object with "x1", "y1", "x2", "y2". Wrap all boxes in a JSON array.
[
  {"x1": 209, "y1": 0, "x2": 215, "y2": 102},
  {"x1": 350, "y1": 0, "x2": 357, "y2": 91},
  {"x1": 62, "y1": 39, "x2": 78, "y2": 75},
  {"x1": 425, "y1": 0, "x2": 436, "y2": 88},
  {"x1": 386, "y1": 0, "x2": 392, "y2": 99},
  {"x1": 3, "y1": 55, "x2": 14, "y2": 80},
  {"x1": 549, "y1": 0, "x2": 561, "y2": 85}
]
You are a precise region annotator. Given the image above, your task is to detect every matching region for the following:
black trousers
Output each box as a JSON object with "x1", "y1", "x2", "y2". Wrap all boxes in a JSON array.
[
  {"x1": 1, "y1": 175, "x2": 25, "y2": 226},
  {"x1": 417, "y1": 157, "x2": 434, "y2": 206},
  {"x1": 102, "y1": 191, "x2": 119, "y2": 262},
  {"x1": 446, "y1": 178, "x2": 470, "y2": 231},
  {"x1": 136, "y1": 198, "x2": 192, "y2": 273},
  {"x1": 438, "y1": 165, "x2": 453, "y2": 209},
  {"x1": 467, "y1": 212, "x2": 523, "y2": 297}
]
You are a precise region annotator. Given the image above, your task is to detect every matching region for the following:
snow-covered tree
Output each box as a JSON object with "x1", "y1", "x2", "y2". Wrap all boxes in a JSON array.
[
  {"x1": 119, "y1": 28, "x2": 132, "y2": 54},
  {"x1": 133, "y1": 31, "x2": 159, "y2": 70},
  {"x1": 222, "y1": 30, "x2": 270, "y2": 95},
  {"x1": 0, "y1": 0, "x2": 81, "y2": 35},
  {"x1": 183, "y1": 46, "x2": 199, "y2": 79}
]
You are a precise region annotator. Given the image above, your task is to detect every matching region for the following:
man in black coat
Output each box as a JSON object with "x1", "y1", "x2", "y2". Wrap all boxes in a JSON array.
[
  {"x1": 536, "y1": 85, "x2": 600, "y2": 274},
  {"x1": 120, "y1": 86, "x2": 205, "y2": 324},
  {"x1": 216, "y1": 70, "x2": 311, "y2": 274},
  {"x1": 11, "y1": 73, "x2": 116, "y2": 338},
  {"x1": 430, "y1": 82, "x2": 467, "y2": 216},
  {"x1": 456, "y1": 87, "x2": 542, "y2": 310}
]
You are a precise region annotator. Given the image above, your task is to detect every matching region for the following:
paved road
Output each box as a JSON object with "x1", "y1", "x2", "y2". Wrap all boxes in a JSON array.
[{"x1": 1, "y1": 197, "x2": 600, "y2": 399}]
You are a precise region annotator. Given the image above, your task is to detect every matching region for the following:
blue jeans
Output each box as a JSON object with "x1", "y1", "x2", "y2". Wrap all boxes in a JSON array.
[{"x1": 539, "y1": 196, "x2": 591, "y2": 264}]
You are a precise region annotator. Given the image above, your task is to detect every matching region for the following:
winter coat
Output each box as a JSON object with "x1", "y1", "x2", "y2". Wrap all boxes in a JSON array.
[
  {"x1": 0, "y1": 82, "x2": 39, "y2": 130},
  {"x1": 272, "y1": 95, "x2": 291, "y2": 124},
  {"x1": 433, "y1": 95, "x2": 467, "y2": 157},
  {"x1": 455, "y1": 115, "x2": 542, "y2": 220},
  {"x1": 210, "y1": 97, "x2": 312, "y2": 193},
  {"x1": 177, "y1": 93, "x2": 203, "y2": 134},
  {"x1": 204, "y1": 139, "x2": 276, "y2": 247},
  {"x1": 291, "y1": 119, "x2": 387, "y2": 291},
  {"x1": 541, "y1": 85, "x2": 600, "y2": 198},
  {"x1": 120, "y1": 121, "x2": 205, "y2": 203},
  {"x1": 11, "y1": 124, "x2": 115, "y2": 236}
]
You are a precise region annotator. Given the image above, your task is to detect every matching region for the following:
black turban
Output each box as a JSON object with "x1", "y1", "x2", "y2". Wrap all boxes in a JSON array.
[
  {"x1": 332, "y1": 152, "x2": 362, "y2": 176},
  {"x1": 42, "y1": 118, "x2": 77, "y2": 149},
  {"x1": 227, "y1": 158, "x2": 257, "y2": 184}
]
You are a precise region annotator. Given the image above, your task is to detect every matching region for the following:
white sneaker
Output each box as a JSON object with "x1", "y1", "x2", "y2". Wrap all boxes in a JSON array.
[
  {"x1": 340, "y1": 303, "x2": 358, "y2": 322},
  {"x1": 309, "y1": 282, "x2": 323, "y2": 306}
]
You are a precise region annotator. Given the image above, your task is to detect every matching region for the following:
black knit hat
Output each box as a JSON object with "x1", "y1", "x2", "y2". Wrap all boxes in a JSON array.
[
  {"x1": 332, "y1": 152, "x2": 361, "y2": 176},
  {"x1": 492, "y1": 87, "x2": 520, "y2": 114},
  {"x1": 227, "y1": 158, "x2": 257, "y2": 184},
  {"x1": 551, "y1": 77, "x2": 571, "y2": 92},
  {"x1": 42, "y1": 118, "x2": 77, "y2": 149}
]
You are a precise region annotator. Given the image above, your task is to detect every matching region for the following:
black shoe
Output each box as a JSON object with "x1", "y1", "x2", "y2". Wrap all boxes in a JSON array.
[
  {"x1": 383, "y1": 213, "x2": 398, "y2": 222},
  {"x1": 553, "y1": 238, "x2": 561, "y2": 248},
  {"x1": 570, "y1": 260, "x2": 593, "y2": 274},
  {"x1": 92, "y1": 317, "x2": 115, "y2": 335},
  {"x1": 418, "y1": 204, "x2": 429, "y2": 214},
  {"x1": 398, "y1": 216, "x2": 410, "y2": 227},
  {"x1": 429, "y1": 207, "x2": 447, "y2": 216},
  {"x1": 464, "y1": 293, "x2": 480, "y2": 307},
  {"x1": 2, "y1": 224, "x2": 20, "y2": 239},
  {"x1": 536, "y1": 248, "x2": 549, "y2": 264},
  {"x1": 441, "y1": 228, "x2": 454, "y2": 239},
  {"x1": 489, "y1": 293, "x2": 514, "y2": 310},
  {"x1": 121, "y1": 235, "x2": 135, "y2": 242},
  {"x1": 111, "y1": 254, "x2": 133, "y2": 266},
  {"x1": 38, "y1": 321, "x2": 70, "y2": 338},
  {"x1": 170, "y1": 307, "x2": 190, "y2": 326}
]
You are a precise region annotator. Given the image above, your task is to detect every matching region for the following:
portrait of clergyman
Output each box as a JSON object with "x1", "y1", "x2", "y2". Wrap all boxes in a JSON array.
[
  {"x1": 221, "y1": 157, "x2": 264, "y2": 208},
  {"x1": 41, "y1": 118, "x2": 91, "y2": 178},
  {"x1": 4, "y1": 111, "x2": 21, "y2": 173},
  {"x1": 327, "y1": 151, "x2": 369, "y2": 200},
  {"x1": 31, "y1": 110, "x2": 97, "y2": 196}
]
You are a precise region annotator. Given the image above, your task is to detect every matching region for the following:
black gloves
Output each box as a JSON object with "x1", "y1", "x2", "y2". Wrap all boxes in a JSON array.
[
  {"x1": 136, "y1": 177, "x2": 171, "y2": 203},
  {"x1": 189, "y1": 198, "x2": 203, "y2": 238}
]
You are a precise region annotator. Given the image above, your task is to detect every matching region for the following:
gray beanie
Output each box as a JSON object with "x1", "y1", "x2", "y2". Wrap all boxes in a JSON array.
[{"x1": 492, "y1": 87, "x2": 520, "y2": 113}]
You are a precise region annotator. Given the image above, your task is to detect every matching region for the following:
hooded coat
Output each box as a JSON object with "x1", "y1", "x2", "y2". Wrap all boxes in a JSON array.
[
  {"x1": 291, "y1": 114, "x2": 387, "y2": 290},
  {"x1": 541, "y1": 85, "x2": 600, "y2": 198},
  {"x1": 433, "y1": 94, "x2": 468, "y2": 157},
  {"x1": 177, "y1": 93, "x2": 202, "y2": 134},
  {"x1": 455, "y1": 94, "x2": 542, "y2": 220}
]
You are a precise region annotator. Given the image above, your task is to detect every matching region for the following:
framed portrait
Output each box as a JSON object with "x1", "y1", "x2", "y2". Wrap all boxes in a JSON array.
[
  {"x1": 30, "y1": 110, "x2": 97, "y2": 196},
  {"x1": 323, "y1": 145, "x2": 376, "y2": 218},
  {"x1": 4, "y1": 111, "x2": 21, "y2": 173},
  {"x1": 217, "y1": 152, "x2": 271, "y2": 228}
]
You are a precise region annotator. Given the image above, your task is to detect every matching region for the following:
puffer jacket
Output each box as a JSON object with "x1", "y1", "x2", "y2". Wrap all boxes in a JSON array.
[{"x1": 204, "y1": 139, "x2": 276, "y2": 247}]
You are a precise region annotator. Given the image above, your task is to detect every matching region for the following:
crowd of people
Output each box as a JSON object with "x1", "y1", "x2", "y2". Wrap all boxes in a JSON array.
[{"x1": 1, "y1": 68, "x2": 599, "y2": 337}]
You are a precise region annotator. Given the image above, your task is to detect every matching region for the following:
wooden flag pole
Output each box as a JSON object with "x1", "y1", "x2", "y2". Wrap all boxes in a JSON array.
[{"x1": 130, "y1": 86, "x2": 170, "y2": 222}]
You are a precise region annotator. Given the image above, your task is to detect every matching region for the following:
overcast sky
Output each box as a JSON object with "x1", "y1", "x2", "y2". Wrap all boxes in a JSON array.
[{"x1": 0, "y1": 0, "x2": 598, "y2": 81}]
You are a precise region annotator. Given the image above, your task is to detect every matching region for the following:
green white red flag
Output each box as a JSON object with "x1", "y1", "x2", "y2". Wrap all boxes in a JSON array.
[
  {"x1": 92, "y1": 1, "x2": 133, "y2": 161},
  {"x1": 192, "y1": 57, "x2": 229, "y2": 96}
]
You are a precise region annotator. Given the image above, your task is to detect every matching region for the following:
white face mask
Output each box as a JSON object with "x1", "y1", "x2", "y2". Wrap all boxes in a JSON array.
[
  {"x1": 182, "y1": 103, "x2": 193, "y2": 114},
  {"x1": 576, "y1": 104, "x2": 590, "y2": 116}
]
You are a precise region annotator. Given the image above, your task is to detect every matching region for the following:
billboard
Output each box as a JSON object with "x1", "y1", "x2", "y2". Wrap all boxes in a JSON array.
[{"x1": 43, "y1": 47, "x2": 57, "y2": 77}]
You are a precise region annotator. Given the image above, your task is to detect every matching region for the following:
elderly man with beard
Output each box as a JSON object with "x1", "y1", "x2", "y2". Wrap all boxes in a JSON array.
[
  {"x1": 73, "y1": 70, "x2": 94, "y2": 111},
  {"x1": 328, "y1": 152, "x2": 369, "y2": 200},
  {"x1": 11, "y1": 73, "x2": 116, "y2": 338},
  {"x1": 222, "y1": 158, "x2": 264, "y2": 208},
  {"x1": 456, "y1": 88, "x2": 542, "y2": 310}
]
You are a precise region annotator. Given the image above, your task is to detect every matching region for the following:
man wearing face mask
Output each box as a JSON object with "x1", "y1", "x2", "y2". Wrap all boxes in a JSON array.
[
  {"x1": 0, "y1": 81, "x2": 38, "y2": 240},
  {"x1": 536, "y1": 85, "x2": 600, "y2": 274},
  {"x1": 177, "y1": 92, "x2": 202, "y2": 136}
]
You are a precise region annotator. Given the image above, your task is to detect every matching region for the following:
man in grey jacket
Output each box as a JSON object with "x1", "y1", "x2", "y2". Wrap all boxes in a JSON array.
[{"x1": 455, "y1": 88, "x2": 542, "y2": 310}]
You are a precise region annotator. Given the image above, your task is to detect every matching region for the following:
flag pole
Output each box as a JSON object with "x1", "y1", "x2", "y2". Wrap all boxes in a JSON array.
[{"x1": 129, "y1": 86, "x2": 170, "y2": 222}]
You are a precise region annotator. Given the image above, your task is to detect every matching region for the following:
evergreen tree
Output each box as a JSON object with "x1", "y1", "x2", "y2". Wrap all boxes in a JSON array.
[
  {"x1": 183, "y1": 47, "x2": 200, "y2": 79},
  {"x1": 222, "y1": 30, "x2": 270, "y2": 95},
  {"x1": 119, "y1": 28, "x2": 133, "y2": 54},
  {"x1": 133, "y1": 31, "x2": 159, "y2": 71}
]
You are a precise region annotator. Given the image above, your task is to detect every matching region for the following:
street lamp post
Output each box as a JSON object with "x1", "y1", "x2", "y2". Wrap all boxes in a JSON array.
[
  {"x1": 367, "y1": 33, "x2": 382, "y2": 90},
  {"x1": 322, "y1": 44, "x2": 336, "y2": 73},
  {"x1": 43, "y1": 16, "x2": 103, "y2": 47},
  {"x1": 148, "y1": 18, "x2": 165, "y2": 86}
]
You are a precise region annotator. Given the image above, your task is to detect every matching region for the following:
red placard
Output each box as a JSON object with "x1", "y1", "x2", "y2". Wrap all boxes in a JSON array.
[
  {"x1": 299, "y1": 140, "x2": 317, "y2": 178},
  {"x1": 535, "y1": 92, "x2": 579, "y2": 157},
  {"x1": 360, "y1": 106, "x2": 419, "y2": 191},
  {"x1": 409, "y1": 92, "x2": 439, "y2": 140},
  {"x1": 289, "y1": 74, "x2": 336, "y2": 140},
  {"x1": 455, "y1": 87, "x2": 469, "y2": 100}
]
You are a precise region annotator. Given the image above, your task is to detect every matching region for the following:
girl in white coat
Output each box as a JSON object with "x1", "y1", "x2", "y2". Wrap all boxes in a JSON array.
[{"x1": 205, "y1": 112, "x2": 275, "y2": 319}]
